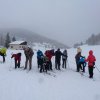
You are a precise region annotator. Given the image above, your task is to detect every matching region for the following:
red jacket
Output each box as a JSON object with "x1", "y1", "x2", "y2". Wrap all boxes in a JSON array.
[
  {"x1": 45, "y1": 50, "x2": 54, "y2": 60},
  {"x1": 11, "y1": 54, "x2": 21, "y2": 61},
  {"x1": 86, "y1": 50, "x2": 96, "y2": 67}
]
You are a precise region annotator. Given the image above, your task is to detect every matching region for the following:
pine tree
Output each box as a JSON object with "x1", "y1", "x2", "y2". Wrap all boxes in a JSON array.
[
  {"x1": 5, "y1": 33, "x2": 11, "y2": 48},
  {"x1": 86, "y1": 34, "x2": 96, "y2": 45},
  {"x1": 0, "y1": 35, "x2": 4, "y2": 46},
  {"x1": 12, "y1": 36, "x2": 16, "y2": 42}
]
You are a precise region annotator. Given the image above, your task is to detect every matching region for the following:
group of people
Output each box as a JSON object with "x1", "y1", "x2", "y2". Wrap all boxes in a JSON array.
[
  {"x1": 75, "y1": 47, "x2": 96, "y2": 78},
  {"x1": 0, "y1": 47, "x2": 68, "y2": 72},
  {"x1": 37, "y1": 48, "x2": 68, "y2": 73},
  {"x1": 0, "y1": 46, "x2": 96, "y2": 78},
  {"x1": 11, "y1": 47, "x2": 34, "y2": 70}
]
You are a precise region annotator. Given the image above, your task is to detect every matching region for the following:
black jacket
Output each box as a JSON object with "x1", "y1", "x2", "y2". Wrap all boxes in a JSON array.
[
  {"x1": 55, "y1": 50, "x2": 62, "y2": 60},
  {"x1": 75, "y1": 52, "x2": 81, "y2": 64}
]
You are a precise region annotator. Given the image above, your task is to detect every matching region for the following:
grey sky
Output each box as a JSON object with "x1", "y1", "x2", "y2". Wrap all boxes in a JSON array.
[{"x1": 0, "y1": 0, "x2": 100, "y2": 46}]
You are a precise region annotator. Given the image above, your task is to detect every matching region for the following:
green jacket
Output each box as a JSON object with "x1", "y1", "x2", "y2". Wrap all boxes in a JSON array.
[{"x1": 0, "y1": 48, "x2": 7, "y2": 55}]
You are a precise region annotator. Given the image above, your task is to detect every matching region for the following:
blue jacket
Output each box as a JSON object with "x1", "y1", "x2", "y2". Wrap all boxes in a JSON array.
[
  {"x1": 79, "y1": 57, "x2": 86, "y2": 67},
  {"x1": 37, "y1": 50, "x2": 44, "y2": 59}
]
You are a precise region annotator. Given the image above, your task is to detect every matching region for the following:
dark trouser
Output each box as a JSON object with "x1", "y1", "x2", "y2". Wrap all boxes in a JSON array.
[
  {"x1": 37, "y1": 58, "x2": 45, "y2": 73},
  {"x1": 15, "y1": 60, "x2": 20, "y2": 69},
  {"x1": 62, "y1": 59, "x2": 67, "y2": 69},
  {"x1": 88, "y1": 66, "x2": 93, "y2": 78},
  {"x1": 40, "y1": 61, "x2": 49, "y2": 73},
  {"x1": 76, "y1": 64, "x2": 80, "y2": 72},
  {"x1": 40, "y1": 64, "x2": 44, "y2": 73},
  {"x1": 48, "y1": 60, "x2": 52, "y2": 70},
  {"x1": 0, "y1": 53, "x2": 5, "y2": 63},
  {"x1": 3, "y1": 55, "x2": 5, "y2": 63},
  {"x1": 82, "y1": 66, "x2": 85, "y2": 72},
  {"x1": 25, "y1": 57, "x2": 32, "y2": 70},
  {"x1": 80, "y1": 62, "x2": 85, "y2": 72},
  {"x1": 76, "y1": 62, "x2": 83, "y2": 72},
  {"x1": 55, "y1": 59, "x2": 61, "y2": 70},
  {"x1": 37, "y1": 58, "x2": 42, "y2": 68}
]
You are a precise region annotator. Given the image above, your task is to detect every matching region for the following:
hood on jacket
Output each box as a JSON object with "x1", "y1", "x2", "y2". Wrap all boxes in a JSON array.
[
  {"x1": 89, "y1": 50, "x2": 93, "y2": 55},
  {"x1": 37, "y1": 50, "x2": 41, "y2": 52}
]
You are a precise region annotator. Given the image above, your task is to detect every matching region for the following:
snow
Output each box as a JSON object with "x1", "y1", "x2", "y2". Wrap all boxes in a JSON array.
[
  {"x1": 9, "y1": 41, "x2": 26, "y2": 45},
  {"x1": 0, "y1": 45, "x2": 100, "y2": 100}
]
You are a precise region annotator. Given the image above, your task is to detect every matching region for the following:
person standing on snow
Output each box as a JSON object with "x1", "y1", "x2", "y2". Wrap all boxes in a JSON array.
[
  {"x1": 75, "y1": 47, "x2": 82, "y2": 72},
  {"x1": 77, "y1": 47, "x2": 82, "y2": 53},
  {"x1": 45, "y1": 49, "x2": 55, "y2": 70},
  {"x1": 75, "y1": 52, "x2": 82, "y2": 72},
  {"x1": 37, "y1": 50, "x2": 44, "y2": 69},
  {"x1": 62, "y1": 49, "x2": 68, "y2": 69},
  {"x1": 78, "y1": 56, "x2": 86, "y2": 72},
  {"x1": 55, "y1": 48, "x2": 63, "y2": 70},
  {"x1": 0, "y1": 47, "x2": 7, "y2": 63},
  {"x1": 11, "y1": 53, "x2": 21, "y2": 69},
  {"x1": 40, "y1": 55, "x2": 49, "y2": 73},
  {"x1": 86, "y1": 50, "x2": 96, "y2": 78},
  {"x1": 23, "y1": 47, "x2": 34, "y2": 70}
]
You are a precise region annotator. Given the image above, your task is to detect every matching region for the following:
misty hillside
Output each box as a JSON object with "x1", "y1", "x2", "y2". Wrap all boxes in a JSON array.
[{"x1": 0, "y1": 28, "x2": 69, "y2": 48}]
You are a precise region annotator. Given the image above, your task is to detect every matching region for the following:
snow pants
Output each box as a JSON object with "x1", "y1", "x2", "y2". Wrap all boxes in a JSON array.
[
  {"x1": 25, "y1": 56, "x2": 33, "y2": 70},
  {"x1": 15, "y1": 60, "x2": 20, "y2": 69},
  {"x1": 55, "y1": 59, "x2": 61, "y2": 70},
  {"x1": 0, "y1": 52, "x2": 5, "y2": 63},
  {"x1": 62, "y1": 59, "x2": 67, "y2": 69},
  {"x1": 88, "y1": 66, "x2": 93, "y2": 78}
]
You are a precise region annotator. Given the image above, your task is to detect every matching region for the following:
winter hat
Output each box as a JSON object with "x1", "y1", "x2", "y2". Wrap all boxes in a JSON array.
[
  {"x1": 64, "y1": 49, "x2": 67, "y2": 52},
  {"x1": 77, "y1": 47, "x2": 82, "y2": 53}
]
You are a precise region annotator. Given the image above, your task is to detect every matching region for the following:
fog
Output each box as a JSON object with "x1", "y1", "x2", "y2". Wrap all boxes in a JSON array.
[{"x1": 0, "y1": 0, "x2": 100, "y2": 46}]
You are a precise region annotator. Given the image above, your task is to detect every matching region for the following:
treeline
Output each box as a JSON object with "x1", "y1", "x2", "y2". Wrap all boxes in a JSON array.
[
  {"x1": 73, "y1": 42, "x2": 85, "y2": 48},
  {"x1": 86, "y1": 33, "x2": 100, "y2": 45},
  {"x1": 0, "y1": 33, "x2": 16, "y2": 48},
  {"x1": 73, "y1": 33, "x2": 100, "y2": 48}
]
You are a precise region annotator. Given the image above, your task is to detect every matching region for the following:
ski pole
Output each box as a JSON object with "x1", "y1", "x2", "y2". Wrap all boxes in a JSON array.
[
  {"x1": 9, "y1": 53, "x2": 13, "y2": 71},
  {"x1": 66, "y1": 59, "x2": 70, "y2": 69},
  {"x1": 9, "y1": 58, "x2": 12, "y2": 71},
  {"x1": 95, "y1": 65, "x2": 100, "y2": 73}
]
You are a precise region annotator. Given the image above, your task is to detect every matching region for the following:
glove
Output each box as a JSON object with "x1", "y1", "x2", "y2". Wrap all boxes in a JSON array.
[{"x1": 93, "y1": 62, "x2": 95, "y2": 66}]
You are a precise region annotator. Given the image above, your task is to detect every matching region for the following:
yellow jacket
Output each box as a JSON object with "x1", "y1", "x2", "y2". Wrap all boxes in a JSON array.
[{"x1": 0, "y1": 48, "x2": 7, "y2": 55}]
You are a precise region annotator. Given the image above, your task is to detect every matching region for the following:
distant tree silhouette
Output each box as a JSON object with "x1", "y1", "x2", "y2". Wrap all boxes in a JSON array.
[
  {"x1": 86, "y1": 34, "x2": 96, "y2": 45},
  {"x1": 12, "y1": 36, "x2": 16, "y2": 42},
  {"x1": 86, "y1": 33, "x2": 100, "y2": 45},
  {"x1": 5, "y1": 33, "x2": 11, "y2": 48},
  {"x1": 0, "y1": 35, "x2": 4, "y2": 46}
]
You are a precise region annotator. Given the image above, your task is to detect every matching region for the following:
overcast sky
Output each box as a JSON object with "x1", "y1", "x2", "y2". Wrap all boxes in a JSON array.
[{"x1": 0, "y1": 0, "x2": 100, "y2": 46}]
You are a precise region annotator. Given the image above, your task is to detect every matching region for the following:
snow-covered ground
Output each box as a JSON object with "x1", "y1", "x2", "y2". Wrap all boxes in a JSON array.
[{"x1": 0, "y1": 45, "x2": 100, "y2": 100}]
